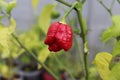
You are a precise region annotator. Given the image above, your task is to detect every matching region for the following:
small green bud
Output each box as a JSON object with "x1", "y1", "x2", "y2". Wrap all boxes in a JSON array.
[{"x1": 51, "y1": 10, "x2": 60, "y2": 19}]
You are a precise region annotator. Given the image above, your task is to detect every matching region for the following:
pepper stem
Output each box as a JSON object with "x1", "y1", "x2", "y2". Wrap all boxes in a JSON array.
[{"x1": 61, "y1": 2, "x2": 78, "y2": 23}]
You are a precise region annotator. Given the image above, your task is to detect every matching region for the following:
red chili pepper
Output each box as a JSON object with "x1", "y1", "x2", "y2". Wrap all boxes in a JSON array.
[
  {"x1": 44, "y1": 22, "x2": 73, "y2": 52},
  {"x1": 42, "y1": 70, "x2": 55, "y2": 80}
]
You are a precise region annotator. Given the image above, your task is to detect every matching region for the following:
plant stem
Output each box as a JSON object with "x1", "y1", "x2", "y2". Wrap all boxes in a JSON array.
[
  {"x1": 56, "y1": 0, "x2": 71, "y2": 7},
  {"x1": 11, "y1": 34, "x2": 59, "y2": 80},
  {"x1": 52, "y1": 54, "x2": 75, "y2": 80},
  {"x1": 61, "y1": 2, "x2": 78, "y2": 23},
  {"x1": 81, "y1": 0, "x2": 86, "y2": 4},
  {"x1": 76, "y1": 9, "x2": 89, "y2": 80},
  {"x1": 56, "y1": 0, "x2": 89, "y2": 80},
  {"x1": 98, "y1": 0, "x2": 112, "y2": 16},
  {"x1": 110, "y1": 0, "x2": 115, "y2": 11}
]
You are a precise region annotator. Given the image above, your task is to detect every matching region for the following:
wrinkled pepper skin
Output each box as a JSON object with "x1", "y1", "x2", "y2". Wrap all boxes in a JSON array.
[{"x1": 44, "y1": 22, "x2": 73, "y2": 52}]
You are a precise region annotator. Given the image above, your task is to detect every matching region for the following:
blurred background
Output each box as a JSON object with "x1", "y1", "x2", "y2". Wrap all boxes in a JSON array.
[
  {"x1": 0, "y1": 0, "x2": 120, "y2": 80},
  {"x1": 12, "y1": 0, "x2": 120, "y2": 60}
]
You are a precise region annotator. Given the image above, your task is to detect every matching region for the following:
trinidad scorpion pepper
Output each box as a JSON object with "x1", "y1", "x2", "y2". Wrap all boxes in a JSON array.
[{"x1": 44, "y1": 22, "x2": 73, "y2": 52}]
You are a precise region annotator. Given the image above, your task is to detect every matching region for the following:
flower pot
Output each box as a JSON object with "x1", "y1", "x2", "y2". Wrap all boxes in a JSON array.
[{"x1": 18, "y1": 63, "x2": 43, "y2": 80}]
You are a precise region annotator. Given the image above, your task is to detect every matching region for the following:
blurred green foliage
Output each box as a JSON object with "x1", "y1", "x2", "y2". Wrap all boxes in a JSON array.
[
  {"x1": 94, "y1": 52, "x2": 112, "y2": 80},
  {"x1": 1, "y1": 0, "x2": 120, "y2": 80},
  {"x1": 102, "y1": 16, "x2": 120, "y2": 42},
  {"x1": 94, "y1": 15, "x2": 120, "y2": 80},
  {"x1": 0, "y1": 18, "x2": 16, "y2": 58},
  {"x1": 0, "y1": 0, "x2": 60, "y2": 78}
]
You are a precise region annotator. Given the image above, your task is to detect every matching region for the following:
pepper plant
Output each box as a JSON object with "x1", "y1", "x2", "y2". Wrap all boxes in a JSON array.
[
  {"x1": 0, "y1": 0, "x2": 57, "y2": 79},
  {"x1": 0, "y1": 0, "x2": 120, "y2": 80},
  {"x1": 55, "y1": 0, "x2": 120, "y2": 80}
]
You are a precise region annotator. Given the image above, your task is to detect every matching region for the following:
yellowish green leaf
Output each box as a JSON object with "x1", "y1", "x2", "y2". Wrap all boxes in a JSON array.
[
  {"x1": 109, "y1": 63, "x2": 120, "y2": 80},
  {"x1": 0, "y1": 27, "x2": 11, "y2": 58},
  {"x1": 0, "y1": 63, "x2": 9, "y2": 78},
  {"x1": 112, "y1": 40, "x2": 120, "y2": 57},
  {"x1": 94, "y1": 52, "x2": 112, "y2": 80},
  {"x1": 0, "y1": 0, "x2": 8, "y2": 8},
  {"x1": 32, "y1": 0, "x2": 39, "y2": 10},
  {"x1": 0, "y1": 18, "x2": 16, "y2": 58},
  {"x1": 38, "y1": 47, "x2": 50, "y2": 68},
  {"x1": 9, "y1": 18, "x2": 16, "y2": 33},
  {"x1": 19, "y1": 31, "x2": 50, "y2": 68},
  {"x1": 19, "y1": 30, "x2": 41, "y2": 50},
  {"x1": 38, "y1": 4, "x2": 55, "y2": 33},
  {"x1": 6, "y1": 0, "x2": 16, "y2": 14},
  {"x1": 101, "y1": 15, "x2": 120, "y2": 42}
]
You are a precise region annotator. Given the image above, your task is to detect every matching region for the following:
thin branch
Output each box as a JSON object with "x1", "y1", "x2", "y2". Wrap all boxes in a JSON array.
[
  {"x1": 76, "y1": 9, "x2": 89, "y2": 80},
  {"x1": 81, "y1": 0, "x2": 86, "y2": 4},
  {"x1": 61, "y1": 2, "x2": 78, "y2": 23},
  {"x1": 98, "y1": 0, "x2": 109, "y2": 10},
  {"x1": 11, "y1": 34, "x2": 59, "y2": 80},
  {"x1": 110, "y1": 0, "x2": 115, "y2": 11},
  {"x1": 98, "y1": 0, "x2": 112, "y2": 16},
  {"x1": 56, "y1": 0, "x2": 72, "y2": 7}
]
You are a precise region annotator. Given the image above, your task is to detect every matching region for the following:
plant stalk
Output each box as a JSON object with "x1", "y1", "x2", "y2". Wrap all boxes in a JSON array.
[
  {"x1": 98, "y1": 0, "x2": 112, "y2": 16},
  {"x1": 81, "y1": 0, "x2": 86, "y2": 4},
  {"x1": 110, "y1": 0, "x2": 115, "y2": 11},
  {"x1": 11, "y1": 34, "x2": 59, "y2": 80},
  {"x1": 76, "y1": 9, "x2": 89, "y2": 80},
  {"x1": 61, "y1": 2, "x2": 78, "y2": 23},
  {"x1": 56, "y1": 0, "x2": 71, "y2": 7},
  {"x1": 56, "y1": 0, "x2": 89, "y2": 80},
  {"x1": 52, "y1": 54, "x2": 75, "y2": 80}
]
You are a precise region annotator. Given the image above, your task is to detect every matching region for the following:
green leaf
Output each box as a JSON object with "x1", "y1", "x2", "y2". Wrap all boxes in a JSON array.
[
  {"x1": 32, "y1": 0, "x2": 39, "y2": 10},
  {"x1": 38, "y1": 47, "x2": 50, "y2": 68},
  {"x1": 89, "y1": 67, "x2": 98, "y2": 80},
  {"x1": 0, "y1": 0, "x2": 16, "y2": 14},
  {"x1": 0, "y1": 18, "x2": 16, "y2": 58},
  {"x1": 0, "y1": 27, "x2": 11, "y2": 58},
  {"x1": 101, "y1": 15, "x2": 120, "y2": 42},
  {"x1": 109, "y1": 56, "x2": 120, "y2": 70},
  {"x1": 38, "y1": 4, "x2": 55, "y2": 33},
  {"x1": 0, "y1": 0, "x2": 8, "y2": 8},
  {"x1": 0, "y1": 63, "x2": 9, "y2": 77},
  {"x1": 93, "y1": 52, "x2": 112, "y2": 80},
  {"x1": 118, "y1": 0, "x2": 120, "y2": 4},
  {"x1": 17, "y1": 27, "x2": 50, "y2": 68},
  {"x1": 112, "y1": 40, "x2": 120, "y2": 57},
  {"x1": 6, "y1": 0, "x2": 16, "y2": 14},
  {"x1": 19, "y1": 29, "x2": 42, "y2": 50},
  {"x1": 9, "y1": 18, "x2": 16, "y2": 33},
  {"x1": 109, "y1": 63, "x2": 120, "y2": 80}
]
